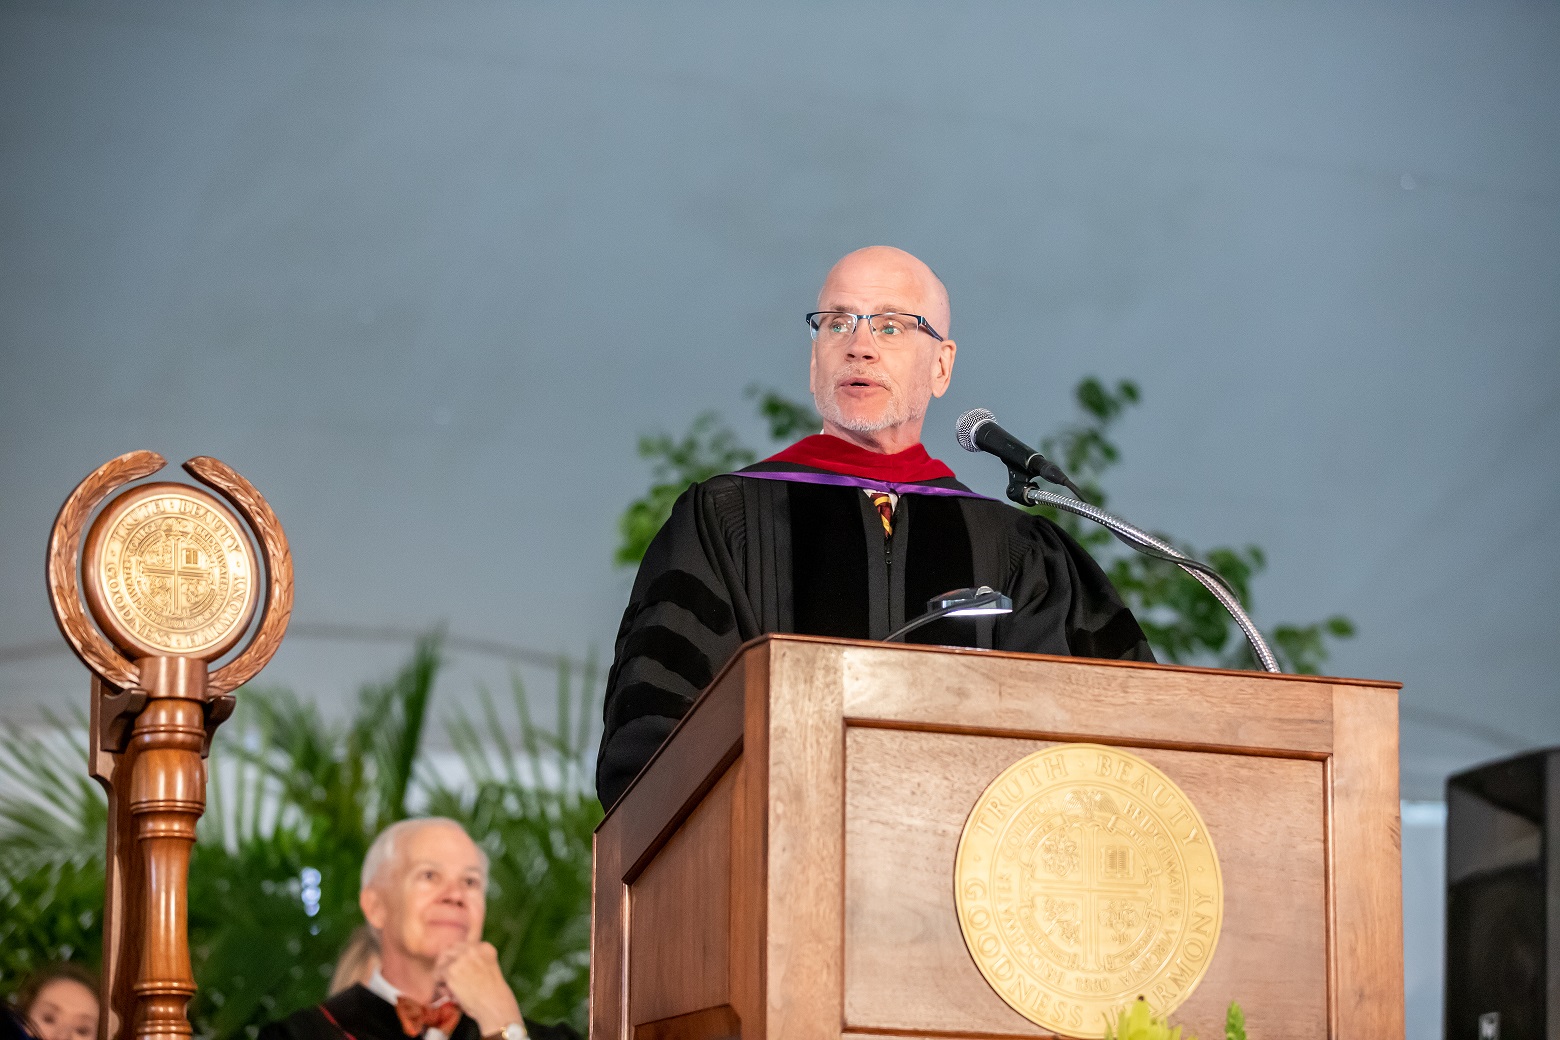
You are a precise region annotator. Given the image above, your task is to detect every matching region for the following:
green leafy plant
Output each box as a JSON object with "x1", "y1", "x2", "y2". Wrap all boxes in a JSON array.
[
  {"x1": 1101, "y1": 998, "x2": 1251, "y2": 1040},
  {"x1": 747, "y1": 383, "x2": 822, "y2": 442},
  {"x1": 0, "y1": 636, "x2": 600, "y2": 1038},
  {"x1": 1105, "y1": 997, "x2": 1190, "y2": 1040},
  {"x1": 0, "y1": 709, "x2": 107, "y2": 981},
  {"x1": 1225, "y1": 1001, "x2": 1247, "y2": 1040}
]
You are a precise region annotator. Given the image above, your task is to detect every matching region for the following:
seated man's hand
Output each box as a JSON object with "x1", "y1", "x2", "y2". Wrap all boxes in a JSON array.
[{"x1": 435, "y1": 942, "x2": 525, "y2": 1037}]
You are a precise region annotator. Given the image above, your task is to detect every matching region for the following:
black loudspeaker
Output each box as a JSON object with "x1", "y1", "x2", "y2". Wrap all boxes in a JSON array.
[{"x1": 1446, "y1": 748, "x2": 1560, "y2": 1040}]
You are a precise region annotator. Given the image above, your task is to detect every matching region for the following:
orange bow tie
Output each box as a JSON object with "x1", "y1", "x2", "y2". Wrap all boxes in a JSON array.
[{"x1": 395, "y1": 996, "x2": 462, "y2": 1038}]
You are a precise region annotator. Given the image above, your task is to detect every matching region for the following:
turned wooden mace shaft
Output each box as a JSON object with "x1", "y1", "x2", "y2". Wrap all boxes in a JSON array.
[{"x1": 126, "y1": 658, "x2": 207, "y2": 1040}]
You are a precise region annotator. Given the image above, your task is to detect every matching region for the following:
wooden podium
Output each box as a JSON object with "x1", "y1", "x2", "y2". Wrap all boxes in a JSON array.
[{"x1": 590, "y1": 636, "x2": 1404, "y2": 1040}]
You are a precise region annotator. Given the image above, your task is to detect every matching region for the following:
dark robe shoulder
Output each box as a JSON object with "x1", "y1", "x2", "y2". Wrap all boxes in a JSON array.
[
  {"x1": 959, "y1": 494, "x2": 1155, "y2": 662},
  {"x1": 256, "y1": 986, "x2": 579, "y2": 1040},
  {"x1": 257, "y1": 985, "x2": 428, "y2": 1040},
  {"x1": 596, "y1": 475, "x2": 1152, "y2": 810}
]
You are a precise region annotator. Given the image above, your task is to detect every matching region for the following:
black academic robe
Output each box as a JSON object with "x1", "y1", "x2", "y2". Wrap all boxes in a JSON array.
[
  {"x1": 596, "y1": 468, "x2": 1154, "y2": 810},
  {"x1": 256, "y1": 985, "x2": 579, "y2": 1040}
]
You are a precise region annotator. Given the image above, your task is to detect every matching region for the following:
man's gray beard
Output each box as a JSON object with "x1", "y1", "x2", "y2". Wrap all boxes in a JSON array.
[{"x1": 814, "y1": 382, "x2": 926, "y2": 434}]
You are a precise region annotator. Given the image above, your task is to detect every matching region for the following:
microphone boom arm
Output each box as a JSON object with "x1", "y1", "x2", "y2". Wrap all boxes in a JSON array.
[{"x1": 1011, "y1": 478, "x2": 1281, "y2": 674}]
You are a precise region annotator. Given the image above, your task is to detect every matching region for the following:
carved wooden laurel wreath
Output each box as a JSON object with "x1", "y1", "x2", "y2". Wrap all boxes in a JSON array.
[{"x1": 46, "y1": 450, "x2": 293, "y2": 691}]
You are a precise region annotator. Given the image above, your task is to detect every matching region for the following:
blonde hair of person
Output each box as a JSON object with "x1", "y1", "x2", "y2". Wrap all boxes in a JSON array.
[{"x1": 329, "y1": 924, "x2": 382, "y2": 996}]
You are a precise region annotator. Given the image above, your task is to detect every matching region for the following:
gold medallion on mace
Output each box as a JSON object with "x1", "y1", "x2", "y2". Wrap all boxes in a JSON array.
[
  {"x1": 82, "y1": 483, "x2": 259, "y2": 659},
  {"x1": 954, "y1": 743, "x2": 1223, "y2": 1039}
]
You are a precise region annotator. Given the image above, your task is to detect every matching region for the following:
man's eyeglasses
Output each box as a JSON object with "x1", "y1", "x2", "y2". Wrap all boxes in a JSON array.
[{"x1": 805, "y1": 311, "x2": 945, "y2": 344}]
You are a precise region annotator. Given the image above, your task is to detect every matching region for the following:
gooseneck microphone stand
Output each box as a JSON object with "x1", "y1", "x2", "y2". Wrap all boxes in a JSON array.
[{"x1": 1009, "y1": 475, "x2": 1281, "y2": 673}]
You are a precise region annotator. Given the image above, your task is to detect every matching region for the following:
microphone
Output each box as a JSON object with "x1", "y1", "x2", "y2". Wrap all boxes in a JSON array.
[{"x1": 955, "y1": 409, "x2": 1074, "y2": 490}]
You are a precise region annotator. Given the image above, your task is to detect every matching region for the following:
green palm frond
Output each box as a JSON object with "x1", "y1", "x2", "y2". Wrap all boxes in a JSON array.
[
  {"x1": 355, "y1": 633, "x2": 440, "y2": 827},
  {"x1": 0, "y1": 708, "x2": 105, "y2": 868},
  {"x1": 0, "y1": 710, "x2": 106, "y2": 992},
  {"x1": 423, "y1": 657, "x2": 601, "y2": 1032}
]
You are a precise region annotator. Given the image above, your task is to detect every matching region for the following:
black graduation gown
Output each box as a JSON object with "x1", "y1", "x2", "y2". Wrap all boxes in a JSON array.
[
  {"x1": 596, "y1": 470, "x2": 1154, "y2": 810},
  {"x1": 256, "y1": 985, "x2": 579, "y2": 1040}
]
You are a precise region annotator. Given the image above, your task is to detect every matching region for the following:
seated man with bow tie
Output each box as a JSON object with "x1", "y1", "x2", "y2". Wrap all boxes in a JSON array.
[{"x1": 259, "y1": 818, "x2": 579, "y2": 1040}]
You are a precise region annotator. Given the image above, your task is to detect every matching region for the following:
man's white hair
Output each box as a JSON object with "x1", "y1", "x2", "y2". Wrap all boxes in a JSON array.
[{"x1": 359, "y1": 816, "x2": 488, "y2": 893}]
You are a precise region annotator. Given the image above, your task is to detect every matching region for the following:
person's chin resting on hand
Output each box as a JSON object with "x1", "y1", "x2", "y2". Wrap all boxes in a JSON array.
[{"x1": 258, "y1": 818, "x2": 579, "y2": 1040}]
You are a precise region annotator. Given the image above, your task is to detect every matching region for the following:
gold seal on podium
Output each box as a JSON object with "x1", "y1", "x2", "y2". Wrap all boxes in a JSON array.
[{"x1": 954, "y1": 743, "x2": 1223, "y2": 1039}]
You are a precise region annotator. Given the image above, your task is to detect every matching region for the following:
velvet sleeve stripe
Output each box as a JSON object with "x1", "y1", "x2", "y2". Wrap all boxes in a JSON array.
[
  {"x1": 619, "y1": 624, "x2": 716, "y2": 690},
  {"x1": 603, "y1": 681, "x2": 694, "y2": 733},
  {"x1": 640, "y1": 569, "x2": 736, "y2": 636}
]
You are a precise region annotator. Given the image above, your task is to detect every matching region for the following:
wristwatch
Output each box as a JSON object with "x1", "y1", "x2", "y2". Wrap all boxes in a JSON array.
[{"x1": 485, "y1": 1024, "x2": 527, "y2": 1040}]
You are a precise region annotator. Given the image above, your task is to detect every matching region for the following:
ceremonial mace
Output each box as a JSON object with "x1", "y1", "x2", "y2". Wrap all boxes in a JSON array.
[{"x1": 45, "y1": 452, "x2": 293, "y2": 1040}]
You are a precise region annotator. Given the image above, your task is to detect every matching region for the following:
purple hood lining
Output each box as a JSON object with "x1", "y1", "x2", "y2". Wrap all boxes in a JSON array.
[{"x1": 732, "y1": 468, "x2": 989, "y2": 500}]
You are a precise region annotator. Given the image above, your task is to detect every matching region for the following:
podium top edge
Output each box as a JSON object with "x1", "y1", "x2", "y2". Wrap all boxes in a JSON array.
[{"x1": 736, "y1": 633, "x2": 1403, "y2": 691}]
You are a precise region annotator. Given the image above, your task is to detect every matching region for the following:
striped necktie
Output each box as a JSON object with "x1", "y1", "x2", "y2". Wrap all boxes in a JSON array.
[{"x1": 869, "y1": 492, "x2": 894, "y2": 539}]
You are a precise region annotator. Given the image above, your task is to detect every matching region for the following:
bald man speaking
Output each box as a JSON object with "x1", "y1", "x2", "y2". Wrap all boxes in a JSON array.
[{"x1": 596, "y1": 247, "x2": 1153, "y2": 810}]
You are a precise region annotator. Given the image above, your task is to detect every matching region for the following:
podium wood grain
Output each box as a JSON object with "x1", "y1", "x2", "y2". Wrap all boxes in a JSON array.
[
  {"x1": 591, "y1": 636, "x2": 1403, "y2": 1040},
  {"x1": 842, "y1": 729, "x2": 1328, "y2": 1038}
]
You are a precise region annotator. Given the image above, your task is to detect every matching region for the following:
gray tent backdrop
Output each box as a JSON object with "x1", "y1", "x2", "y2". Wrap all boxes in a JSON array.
[{"x1": 3, "y1": 2, "x2": 1558, "y2": 1035}]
